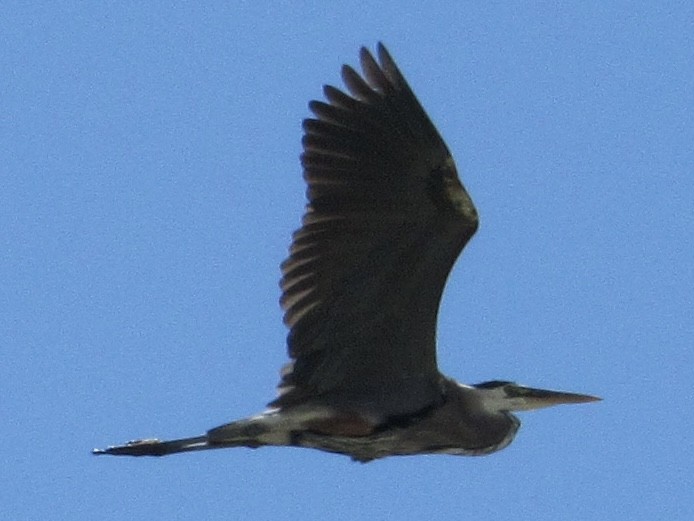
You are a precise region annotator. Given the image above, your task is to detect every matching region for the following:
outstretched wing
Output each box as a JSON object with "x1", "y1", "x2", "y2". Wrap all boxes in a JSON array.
[{"x1": 272, "y1": 44, "x2": 478, "y2": 417}]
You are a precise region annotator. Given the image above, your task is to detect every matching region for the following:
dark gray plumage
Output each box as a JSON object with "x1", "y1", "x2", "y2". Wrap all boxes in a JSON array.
[{"x1": 94, "y1": 43, "x2": 598, "y2": 463}]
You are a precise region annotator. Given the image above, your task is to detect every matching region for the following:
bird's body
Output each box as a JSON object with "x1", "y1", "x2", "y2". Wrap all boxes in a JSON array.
[{"x1": 95, "y1": 43, "x2": 599, "y2": 462}]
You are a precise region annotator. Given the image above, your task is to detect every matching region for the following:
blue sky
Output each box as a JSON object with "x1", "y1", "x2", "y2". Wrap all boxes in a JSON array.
[{"x1": 3, "y1": 2, "x2": 693, "y2": 520}]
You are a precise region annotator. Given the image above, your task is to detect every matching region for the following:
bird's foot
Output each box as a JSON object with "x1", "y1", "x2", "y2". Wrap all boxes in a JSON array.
[{"x1": 92, "y1": 438, "x2": 165, "y2": 456}]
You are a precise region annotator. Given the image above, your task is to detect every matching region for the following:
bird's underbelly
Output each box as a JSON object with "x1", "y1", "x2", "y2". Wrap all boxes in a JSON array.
[{"x1": 301, "y1": 406, "x2": 389, "y2": 436}]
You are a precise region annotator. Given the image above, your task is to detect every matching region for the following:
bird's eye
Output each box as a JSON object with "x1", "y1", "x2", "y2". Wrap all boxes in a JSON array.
[{"x1": 504, "y1": 385, "x2": 527, "y2": 397}]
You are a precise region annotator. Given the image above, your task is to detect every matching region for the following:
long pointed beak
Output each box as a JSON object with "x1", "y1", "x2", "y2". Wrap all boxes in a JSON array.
[{"x1": 511, "y1": 386, "x2": 602, "y2": 411}]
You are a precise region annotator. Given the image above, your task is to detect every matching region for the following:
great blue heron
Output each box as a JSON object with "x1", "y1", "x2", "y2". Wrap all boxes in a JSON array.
[{"x1": 94, "y1": 43, "x2": 599, "y2": 463}]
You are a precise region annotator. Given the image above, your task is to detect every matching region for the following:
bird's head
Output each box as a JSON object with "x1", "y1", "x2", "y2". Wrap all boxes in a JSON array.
[{"x1": 472, "y1": 380, "x2": 601, "y2": 413}]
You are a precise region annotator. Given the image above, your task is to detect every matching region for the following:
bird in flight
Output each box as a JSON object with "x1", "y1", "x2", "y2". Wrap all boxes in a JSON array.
[{"x1": 94, "y1": 43, "x2": 599, "y2": 463}]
